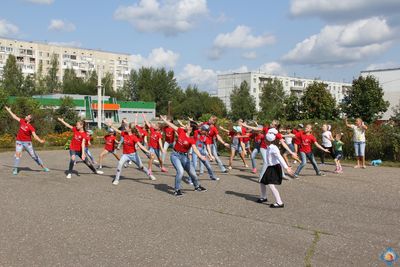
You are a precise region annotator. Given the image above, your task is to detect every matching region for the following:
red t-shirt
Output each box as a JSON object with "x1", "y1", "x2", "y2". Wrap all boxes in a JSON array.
[
  {"x1": 241, "y1": 128, "x2": 251, "y2": 143},
  {"x1": 260, "y1": 127, "x2": 282, "y2": 148},
  {"x1": 16, "y1": 119, "x2": 35, "y2": 142},
  {"x1": 149, "y1": 127, "x2": 162, "y2": 149},
  {"x1": 294, "y1": 130, "x2": 304, "y2": 145},
  {"x1": 296, "y1": 132, "x2": 316, "y2": 153},
  {"x1": 195, "y1": 131, "x2": 208, "y2": 149},
  {"x1": 136, "y1": 126, "x2": 148, "y2": 143},
  {"x1": 254, "y1": 132, "x2": 265, "y2": 147},
  {"x1": 206, "y1": 125, "x2": 219, "y2": 145},
  {"x1": 70, "y1": 127, "x2": 87, "y2": 152},
  {"x1": 104, "y1": 134, "x2": 116, "y2": 151},
  {"x1": 163, "y1": 126, "x2": 175, "y2": 143},
  {"x1": 121, "y1": 132, "x2": 139, "y2": 154},
  {"x1": 174, "y1": 128, "x2": 195, "y2": 153}
]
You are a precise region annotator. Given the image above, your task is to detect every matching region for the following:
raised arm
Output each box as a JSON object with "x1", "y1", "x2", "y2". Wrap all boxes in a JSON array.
[
  {"x1": 5, "y1": 106, "x2": 20, "y2": 121},
  {"x1": 177, "y1": 119, "x2": 186, "y2": 128},
  {"x1": 218, "y1": 125, "x2": 229, "y2": 133},
  {"x1": 106, "y1": 121, "x2": 122, "y2": 134},
  {"x1": 57, "y1": 118, "x2": 74, "y2": 129},
  {"x1": 241, "y1": 122, "x2": 259, "y2": 131},
  {"x1": 32, "y1": 132, "x2": 45, "y2": 144},
  {"x1": 344, "y1": 118, "x2": 353, "y2": 128},
  {"x1": 160, "y1": 115, "x2": 178, "y2": 132},
  {"x1": 142, "y1": 114, "x2": 152, "y2": 129}
]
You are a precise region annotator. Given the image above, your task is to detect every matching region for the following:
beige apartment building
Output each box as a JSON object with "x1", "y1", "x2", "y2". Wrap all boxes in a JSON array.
[{"x1": 0, "y1": 37, "x2": 131, "y2": 90}]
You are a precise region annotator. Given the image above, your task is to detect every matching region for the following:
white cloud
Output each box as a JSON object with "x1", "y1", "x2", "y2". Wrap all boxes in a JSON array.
[
  {"x1": 242, "y1": 51, "x2": 257, "y2": 60},
  {"x1": 26, "y1": 0, "x2": 54, "y2": 4},
  {"x1": 290, "y1": 0, "x2": 400, "y2": 21},
  {"x1": 259, "y1": 62, "x2": 287, "y2": 75},
  {"x1": 0, "y1": 19, "x2": 19, "y2": 37},
  {"x1": 48, "y1": 19, "x2": 76, "y2": 32},
  {"x1": 114, "y1": 0, "x2": 208, "y2": 36},
  {"x1": 365, "y1": 61, "x2": 399, "y2": 71},
  {"x1": 130, "y1": 47, "x2": 179, "y2": 69},
  {"x1": 178, "y1": 64, "x2": 218, "y2": 90},
  {"x1": 48, "y1": 41, "x2": 82, "y2": 48},
  {"x1": 283, "y1": 17, "x2": 394, "y2": 65}
]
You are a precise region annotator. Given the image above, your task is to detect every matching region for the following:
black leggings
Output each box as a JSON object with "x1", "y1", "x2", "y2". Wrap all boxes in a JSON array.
[
  {"x1": 320, "y1": 146, "x2": 334, "y2": 164},
  {"x1": 69, "y1": 150, "x2": 97, "y2": 174}
]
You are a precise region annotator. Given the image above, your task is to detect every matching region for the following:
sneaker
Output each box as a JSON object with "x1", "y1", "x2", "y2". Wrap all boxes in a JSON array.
[
  {"x1": 174, "y1": 190, "x2": 184, "y2": 197},
  {"x1": 43, "y1": 167, "x2": 50, "y2": 172},
  {"x1": 317, "y1": 172, "x2": 326, "y2": 176},
  {"x1": 293, "y1": 174, "x2": 299, "y2": 179},
  {"x1": 96, "y1": 170, "x2": 104, "y2": 175},
  {"x1": 270, "y1": 203, "x2": 284, "y2": 208},
  {"x1": 123, "y1": 163, "x2": 129, "y2": 168},
  {"x1": 128, "y1": 161, "x2": 133, "y2": 165},
  {"x1": 251, "y1": 168, "x2": 257, "y2": 174},
  {"x1": 147, "y1": 170, "x2": 156, "y2": 180},
  {"x1": 12, "y1": 168, "x2": 18, "y2": 175},
  {"x1": 98, "y1": 165, "x2": 103, "y2": 170},
  {"x1": 161, "y1": 167, "x2": 168, "y2": 173},
  {"x1": 256, "y1": 198, "x2": 268, "y2": 203},
  {"x1": 244, "y1": 164, "x2": 249, "y2": 168},
  {"x1": 227, "y1": 166, "x2": 232, "y2": 170},
  {"x1": 183, "y1": 177, "x2": 193, "y2": 185},
  {"x1": 112, "y1": 180, "x2": 119, "y2": 185},
  {"x1": 66, "y1": 173, "x2": 72, "y2": 179},
  {"x1": 223, "y1": 169, "x2": 229, "y2": 173},
  {"x1": 195, "y1": 185, "x2": 207, "y2": 192},
  {"x1": 210, "y1": 177, "x2": 220, "y2": 181}
]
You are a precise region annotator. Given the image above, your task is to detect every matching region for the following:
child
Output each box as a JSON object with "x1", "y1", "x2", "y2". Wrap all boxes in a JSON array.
[
  {"x1": 320, "y1": 124, "x2": 334, "y2": 164},
  {"x1": 282, "y1": 127, "x2": 296, "y2": 167},
  {"x1": 84, "y1": 130, "x2": 97, "y2": 165},
  {"x1": 219, "y1": 125, "x2": 248, "y2": 169},
  {"x1": 332, "y1": 133, "x2": 344, "y2": 173},
  {"x1": 250, "y1": 126, "x2": 265, "y2": 173},
  {"x1": 257, "y1": 128, "x2": 294, "y2": 208},
  {"x1": 98, "y1": 128, "x2": 121, "y2": 169},
  {"x1": 294, "y1": 124, "x2": 330, "y2": 178}
]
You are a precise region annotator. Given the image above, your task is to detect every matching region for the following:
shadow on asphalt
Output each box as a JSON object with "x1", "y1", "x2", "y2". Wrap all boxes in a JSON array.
[
  {"x1": 225, "y1": 190, "x2": 259, "y2": 202},
  {"x1": 234, "y1": 174, "x2": 259, "y2": 184}
]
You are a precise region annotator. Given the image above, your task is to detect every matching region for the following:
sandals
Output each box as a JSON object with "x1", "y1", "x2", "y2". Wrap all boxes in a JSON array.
[{"x1": 270, "y1": 203, "x2": 284, "y2": 208}]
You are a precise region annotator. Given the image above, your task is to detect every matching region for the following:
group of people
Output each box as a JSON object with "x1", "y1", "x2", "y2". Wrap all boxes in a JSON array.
[{"x1": 4, "y1": 106, "x2": 368, "y2": 208}]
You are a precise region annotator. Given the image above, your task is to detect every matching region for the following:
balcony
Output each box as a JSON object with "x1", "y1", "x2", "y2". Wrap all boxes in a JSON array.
[{"x1": 290, "y1": 86, "x2": 304, "y2": 92}]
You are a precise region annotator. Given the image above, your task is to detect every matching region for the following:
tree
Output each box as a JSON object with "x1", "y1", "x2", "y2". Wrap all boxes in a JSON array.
[
  {"x1": 259, "y1": 78, "x2": 287, "y2": 120},
  {"x1": 102, "y1": 72, "x2": 114, "y2": 96},
  {"x1": 54, "y1": 97, "x2": 79, "y2": 133},
  {"x1": 390, "y1": 100, "x2": 400, "y2": 123},
  {"x1": 62, "y1": 68, "x2": 81, "y2": 94},
  {"x1": 83, "y1": 70, "x2": 98, "y2": 95},
  {"x1": 301, "y1": 82, "x2": 337, "y2": 120},
  {"x1": 229, "y1": 81, "x2": 256, "y2": 121},
  {"x1": 284, "y1": 93, "x2": 302, "y2": 121},
  {"x1": 35, "y1": 61, "x2": 47, "y2": 95},
  {"x1": 1, "y1": 55, "x2": 24, "y2": 96},
  {"x1": 341, "y1": 76, "x2": 390, "y2": 123},
  {"x1": 21, "y1": 74, "x2": 36, "y2": 96},
  {"x1": 46, "y1": 54, "x2": 60, "y2": 93}
]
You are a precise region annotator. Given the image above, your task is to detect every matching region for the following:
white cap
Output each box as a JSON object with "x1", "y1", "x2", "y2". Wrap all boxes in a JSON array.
[{"x1": 266, "y1": 128, "x2": 278, "y2": 142}]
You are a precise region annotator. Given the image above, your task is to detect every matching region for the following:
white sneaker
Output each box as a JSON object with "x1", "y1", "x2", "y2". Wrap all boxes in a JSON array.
[
  {"x1": 96, "y1": 170, "x2": 104, "y2": 175},
  {"x1": 112, "y1": 180, "x2": 119, "y2": 185},
  {"x1": 66, "y1": 173, "x2": 72, "y2": 179},
  {"x1": 149, "y1": 174, "x2": 156, "y2": 181}
]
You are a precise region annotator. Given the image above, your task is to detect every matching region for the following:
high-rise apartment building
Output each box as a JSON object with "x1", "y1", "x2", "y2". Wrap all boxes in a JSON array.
[
  {"x1": 217, "y1": 72, "x2": 352, "y2": 111},
  {"x1": 0, "y1": 37, "x2": 131, "y2": 90}
]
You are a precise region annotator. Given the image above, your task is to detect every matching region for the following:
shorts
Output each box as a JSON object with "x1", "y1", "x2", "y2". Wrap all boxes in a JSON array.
[
  {"x1": 106, "y1": 149, "x2": 117, "y2": 155},
  {"x1": 231, "y1": 144, "x2": 242, "y2": 153},
  {"x1": 334, "y1": 151, "x2": 343, "y2": 160},
  {"x1": 244, "y1": 141, "x2": 250, "y2": 149},
  {"x1": 354, "y1": 142, "x2": 366, "y2": 157}
]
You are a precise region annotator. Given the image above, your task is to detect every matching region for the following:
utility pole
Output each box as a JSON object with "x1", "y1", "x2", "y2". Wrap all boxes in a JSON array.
[{"x1": 97, "y1": 69, "x2": 102, "y2": 129}]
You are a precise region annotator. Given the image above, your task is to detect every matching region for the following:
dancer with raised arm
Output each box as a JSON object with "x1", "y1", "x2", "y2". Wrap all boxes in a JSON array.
[
  {"x1": 57, "y1": 118, "x2": 103, "y2": 179},
  {"x1": 345, "y1": 117, "x2": 368, "y2": 169},
  {"x1": 162, "y1": 118, "x2": 176, "y2": 163},
  {"x1": 160, "y1": 115, "x2": 207, "y2": 197},
  {"x1": 5, "y1": 106, "x2": 49, "y2": 175},
  {"x1": 107, "y1": 121, "x2": 155, "y2": 185},
  {"x1": 98, "y1": 128, "x2": 121, "y2": 169}
]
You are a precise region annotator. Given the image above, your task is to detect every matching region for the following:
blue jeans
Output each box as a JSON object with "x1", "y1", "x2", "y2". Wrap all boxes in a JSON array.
[
  {"x1": 295, "y1": 152, "x2": 321, "y2": 176},
  {"x1": 192, "y1": 147, "x2": 217, "y2": 179},
  {"x1": 170, "y1": 151, "x2": 200, "y2": 190},
  {"x1": 161, "y1": 141, "x2": 174, "y2": 162},
  {"x1": 251, "y1": 147, "x2": 261, "y2": 169},
  {"x1": 114, "y1": 153, "x2": 149, "y2": 182},
  {"x1": 84, "y1": 147, "x2": 96, "y2": 163},
  {"x1": 149, "y1": 147, "x2": 161, "y2": 159},
  {"x1": 15, "y1": 141, "x2": 43, "y2": 167},
  {"x1": 354, "y1": 142, "x2": 366, "y2": 157},
  {"x1": 210, "y1": 143, "x2": 226, "y2": 172}
]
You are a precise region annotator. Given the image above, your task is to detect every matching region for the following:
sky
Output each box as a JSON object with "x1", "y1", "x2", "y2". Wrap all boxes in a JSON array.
[{"x1": 1, "y1": 0, "x2": 400, "y2": 93}]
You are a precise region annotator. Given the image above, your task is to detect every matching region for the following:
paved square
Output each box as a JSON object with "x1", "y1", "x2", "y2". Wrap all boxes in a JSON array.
[{"x1": 0, "y1": 148, "x2": 399, "y2": 266}]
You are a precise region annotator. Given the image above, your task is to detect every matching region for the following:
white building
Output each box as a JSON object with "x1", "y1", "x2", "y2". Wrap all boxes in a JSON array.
[
  {"x1": 217, "y1": 72, "x2": 352, "y2": 110},
  {"x1": 0, "y1": 37, "x2": 131, "y2": 90},
  {"x1": 361, "y1": 67, "x2": 400, "y2": 120}
]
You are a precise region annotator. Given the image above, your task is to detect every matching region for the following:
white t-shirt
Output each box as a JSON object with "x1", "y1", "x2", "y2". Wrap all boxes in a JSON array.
[
  {"x1": 321, "y1": 131, "x2": 332, "y2": 147},
  {"x1": 284, "y1": 135, "x2": 293, "y2": 145},
  {"x1": 351, "y1": 125, "x2": 366, "y2": 142},
  {"x1": 265, "y1": 144, "x2": 288, "y2": 169}
]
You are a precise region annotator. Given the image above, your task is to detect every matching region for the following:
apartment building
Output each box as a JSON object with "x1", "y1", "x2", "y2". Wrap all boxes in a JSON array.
[
  {"x1": 0, "y1": 37, "x2": 131, "y2": 90},
  {"x1": 361, "y1": 67, "x2": 400, "y2": 120},
  {"x1": 217, "y1": 72, "x2": 352, "y2": 111}
]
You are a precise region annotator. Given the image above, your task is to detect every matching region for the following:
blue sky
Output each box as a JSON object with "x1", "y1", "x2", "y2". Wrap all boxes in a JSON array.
[{"x1": 1, "y1": 0, "x2": 400, "y2": 92}]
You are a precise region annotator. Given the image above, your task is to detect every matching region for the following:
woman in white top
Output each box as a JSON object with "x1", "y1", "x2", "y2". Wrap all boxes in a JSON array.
[
  {"x1": 320, "y1": 124, "x2": 334, "y2": 164},
  {"x1": 257, "y1": 128, "x2": 294, "y2": 208},
  {"x1": 345, "y1": 117, "x2": 368, "y2": 169}
]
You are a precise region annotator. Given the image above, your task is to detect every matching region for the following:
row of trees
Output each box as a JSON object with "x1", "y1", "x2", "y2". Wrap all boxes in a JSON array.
[{"x1": 229, "y1": 76, "x2": 390, "y2": 123}]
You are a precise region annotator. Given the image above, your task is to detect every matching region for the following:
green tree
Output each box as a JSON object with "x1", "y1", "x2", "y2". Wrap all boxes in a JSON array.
[
  {"x1": 62, "y1": 68, "x2": 82, "y2": 94},
  {"x1": 284, "y1": 93, "x2": 302, "y2": 121},
  {"x1": 301, "y1": 82, "x2": 337, "y2": 120},
  {"x1": 390, "y1": 100, "x2": 400, "y2": 124},
  {"x1": 21, "y1": 74, "x2": 36, "y2": 96},
  {"x1": 83, "y1": 70, "x2": 98, "y2": 95},
  {"x1": 35, "y1": 61, "x2": 47, "y2": 95},
  {"x1": 54, "y1": 97, "x2": 79, "y2": 133},
  {"x1": 102, "y1": 72, "x2": 114, "y2": 96},
  {"x1": 259, "y1": 78, "x2": 287, "y2": 120},
  {"x1": 341, "y1": 76, "x2": 389, "y2": 123},
  {"x1": 1, "y1": 55, "x2": 24, "y2": 96},
  {"x1": 229, "y1": 81, "x2": 256, "y2": 121},
  {"x1": 45, "y1": 54, "x2": 60, "y2": 93}
]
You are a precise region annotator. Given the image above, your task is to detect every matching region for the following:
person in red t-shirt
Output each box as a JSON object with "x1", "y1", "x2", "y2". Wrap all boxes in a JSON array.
[
  {"x1": 57, "y1": 118, "x2": 103, "y2": 179},
  {"x1": 219, "y1": 125, "x2": 249, "y2": 170},
  {"x1": 293, "y1": 124, "x2": 330, "y2": 178},
  {"x1": 108, "y1": 122, "x2": 154, "y2": 185},
  {"x1": 250, "y1": 125, "x2": 265, "y2": 174},
  {"x1": 162, "y1": 119, "x2": 176, "y2": 163},
  {"x1": 98, "y1": 128, "x2": 121, "y2": 169},
  {"x1": 5, "y1": 106, "x2": 49, "y2": 175},
  {"x1": 142, "y1": 114, "x2": 167, "y2": 174},
  {"x1": 160, "y1": 115, "x2": 207, "y2": 197}
]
